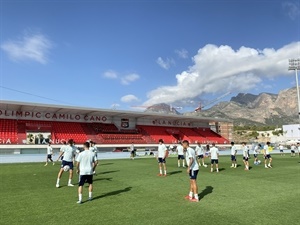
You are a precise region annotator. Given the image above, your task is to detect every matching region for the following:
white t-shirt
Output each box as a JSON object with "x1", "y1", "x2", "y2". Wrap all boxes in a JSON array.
[
  {"x1": 195, "y1": 145, "x2": 204, "y2": 156},
  {"x1": 264, "y1": 145, "x2": 270, "y2": 155},
  {"x1": 158, "y1": 144, "x2": 167, "y2": 158},
  {"x1": 230, "y1": 145, "x2": 237, "y2": 155},
  {"x1": 291, "y1": 145, "x2": 296, "y2": 151},
  {"x1": 209, "y1": 147, "x2": 219, "y2": 160},
  {"x1": 298, "y1": 146, "x2": 300, "y2": 152},
  {"x1": 47, "y1": 146, "x2": 53, "y2": 155},
  {"x1": 76, "y1": 150, "x2": 96, "y2": 175},
  {"x1": 243, "y1": 146, "x2": 248, "y2": 158},
  {"x1": 279, "y1": 145, "x2": 284, "y2": 150},
  {"x1": 60, "y1": 145, "x2": 66, "y2": 152},
  {"x1": 130, "y1": 144, "x2": 134, "y2": 151},
  {"x1": 177, "y1": 145, "x2": 184, "y2": 155},
  {"x1": 62, "y1": 145, "x2": 76, "y2": 162},
  {"x1": 253, "y1": 146, "x2": 259, "y2": 154},
  {"x1": 185, "y1": 147, "x2": 199, "y2": 171}
]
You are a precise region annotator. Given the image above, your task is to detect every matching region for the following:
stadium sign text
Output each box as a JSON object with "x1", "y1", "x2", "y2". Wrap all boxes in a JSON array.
[
  {"x1": 152, "y1": 119, "x2": 191, "y2": 127},
  {"x1": 0, "y1": 110, "x2": 108, "y2": 123}
]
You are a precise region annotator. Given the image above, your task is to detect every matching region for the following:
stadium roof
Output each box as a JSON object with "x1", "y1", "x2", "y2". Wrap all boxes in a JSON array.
[{"x1": 0, "y1": 100, "x2": 231, "y2": 123}]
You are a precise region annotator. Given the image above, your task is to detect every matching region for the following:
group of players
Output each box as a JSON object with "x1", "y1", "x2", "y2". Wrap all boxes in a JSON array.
[
  {"x1": 45, "y1": 139, "x2": 98, "y2": 204},
  {"x1": 44, "y1": 138, "x2": 283, "y2": 204},
  {"x1": 156, "y1": 140, "x2": 276, "y2": 202}
]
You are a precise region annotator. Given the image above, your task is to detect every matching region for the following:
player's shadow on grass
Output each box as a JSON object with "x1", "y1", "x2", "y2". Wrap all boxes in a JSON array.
[
  {"x1": 168, "y1": 171, "x2": 182, "y2": 176},
  {"x1": 98, "y1": 170, "x2": 120, "y2": 175},
  {"x1": 93, "y1": 177, "x2": 113, "y2": 182},
  {"x1": 218, "y1": 168, "x2": 225, "y2": 171},
  {"x1": 199, "y1": 186, "x2": 213, "y2": 200},
  {"x1": 93, "y1": 187, "x2": 132, "y2": 200},
  {"x1": 100, "y1": 163, "x2": 114, "y2": 166}
]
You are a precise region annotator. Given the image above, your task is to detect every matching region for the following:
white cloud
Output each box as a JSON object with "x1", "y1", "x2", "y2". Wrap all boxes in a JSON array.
[
  {"x1": 1, "y1": 33, "x2": 52, "y2": 64},
  {"x1": 156, "y1": 57, "x2": 175, "y2": 70},
  {"x1": 282, "y1": 1, "x2": 300, "y2": 20},
  {"x1": 175, "y1": 49, "x2": 188, "y2": 59},
  {"x1": 144, "y1": 42, "x2": 300, "y2": 106},
  {"x1": 121, "y1": 94, "x2": 140, "y2": 103},
  {"x1": 121, "y1": 73, "x2": 140, "y2": 85},
  {"x1": 103, "y1": 70, "x2": 118, "y2": 79}
]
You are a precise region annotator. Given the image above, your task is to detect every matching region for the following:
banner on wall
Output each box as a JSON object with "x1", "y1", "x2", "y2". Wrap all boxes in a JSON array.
[{"x1": 26, "y1": 132, "x2": 52, "y2": 144}]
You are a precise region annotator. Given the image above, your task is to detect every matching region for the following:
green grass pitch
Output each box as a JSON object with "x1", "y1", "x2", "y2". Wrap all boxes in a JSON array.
[{"x1": 0, "y1": 155, "x2": 299, "y2": 225}]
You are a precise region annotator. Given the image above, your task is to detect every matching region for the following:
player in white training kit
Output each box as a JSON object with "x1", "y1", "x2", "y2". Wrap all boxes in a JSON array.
[
  {"x1": 157, "y1": 139, "x2": 167, "y2": 176},
  {"x1": 195, "y1": 143, "x2": 207, "y2": 167},
  {"x1": 76, "y1": 142, "x2": 97, "y2": 204},
  {"x1": 45, "y1": 143, "x2": 55, "y2": 166},
  {"x1": 230, "y1": 142, "x2": 237, "y2": 168},
  {"x1": 177, "y1": 142, "x2": 185, "y2": 167},
  {"x1": 89, "y1": 141, "x2": 98, "y2": 174},
  {"x1": 182, "y1": 140, "x2": 199, "y2": 202},
  {"x1": 279, "y1": 144, "x2": 284, "y2": 156},
  {"x1": 130, "y1": 142, "x2": 135, "y2": 160},
  {"x1": 56, "y1": 139, "x2": 77, "y2": 187},
  {"x1": 242, "y1": 142, "x2": 249, "y2": 171},
  {"x1": 291, "y1": 144, "x2": 296, "y2": 157},
  {"x1": 253, "y1": 144, "x2": 261, "y2": 164},
  {"x1": 209, "y1": 143, "x2": 219, "y2": 173},
  {"x1": 263, "y1": 142, "x2": 273, "y2": 168}
]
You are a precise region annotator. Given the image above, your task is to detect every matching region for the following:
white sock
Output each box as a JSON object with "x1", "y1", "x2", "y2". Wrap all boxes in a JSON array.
[
  {"x1": 246, "y1": 166, "x2": 249, "y2": 170},
  {"x1": 159, "y1": 169, "x2": 162, "y2": 174},
  {"x1": 194, "y1": 194, "x2": 199, "y2": 200},
  {"x1": 164, "y1": 170, "x2": 167, "y2": 175},
  {"x1": 234, "y1": 164, "x2": 237, "y2": 167},
  {"x1": 265, "y1": 164, "x2": 267, "y2": 167},
  {"x1": 56, "y1": 178, "x2": 60, "y2": 184},
  {"x1": 216, "y1": 168, "x2": 219, "y2": 172},
  {"x1": 189, "y1": 191, "x2": 193, "y2": 198},
  {"x1": 231, "y1": 163, "x2": 234, "y2": 167},
  {"x1": 79, "y1": 194, "x2": 82, "y2": 201},
  {"x1": 211, "y1": 168, "x2": 213, "y2": 172},
  {"x1": 178, "y1": 163, "x2": 180, "y2": 167},
  {"x1": 68, "y1": 179, "x2": 72, "y2": 184},
  {"x1": 183, "y1": 163, "x2": 185, "y2": 167},
  {"x1": 268, "y1": 163, "x2": 271, "y2": 167},
  {"x1": 89, "y1": 192, "x2": 92, "y2": 198}
]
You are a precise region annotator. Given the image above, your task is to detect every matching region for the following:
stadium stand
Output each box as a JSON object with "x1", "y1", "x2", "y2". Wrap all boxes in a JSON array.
[
  {"x1": 0, "y1": 119, "x2": 228, "y2": 145},
  {"x1": 0, "y1": 119, "x2": 17, "y2": 144}
]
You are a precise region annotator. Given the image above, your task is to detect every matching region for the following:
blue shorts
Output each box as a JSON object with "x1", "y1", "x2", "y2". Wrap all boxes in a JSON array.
[
  {"x1": 243, "y1": 157, "x2": 249, "y2": 161},
  {"x1": 189, "y1": 170, "x2": 199, "y2": 180},
  {"x1": 158, "y1": 158, "x2": 166, "y2": 163},
  {"x1": 178, "y1": 155, "x2": 185, "y2": 160},
  {"x1": 254, "y1": 154, "x2": 258, "y2": 158},
  {"x1": 231, "y1": 155, "x2": 236, "y2": 161},
  {"x1": 211, "y1": 159, "x2": 218, "y2": 164},
  {"x1": 264, "y1": 154, "x2": 271, "y2": 159},
  {"x1": 61, "y1": 160, "x2": 74, "y2": 170},
  {"x1": 47, "y1": 154, "x2": 52, "y2": 159},
  {"x1": 78, "y1": 175, "x2": 93, "y2": 186},
  {"x1": 197, "y1": 155, "x2": 204, "y2": 159}
]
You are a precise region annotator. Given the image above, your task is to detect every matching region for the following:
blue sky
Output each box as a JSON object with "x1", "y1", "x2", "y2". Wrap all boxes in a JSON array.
[{"x1": 0, "y1": 0, "x2": 299, "y2": 111}]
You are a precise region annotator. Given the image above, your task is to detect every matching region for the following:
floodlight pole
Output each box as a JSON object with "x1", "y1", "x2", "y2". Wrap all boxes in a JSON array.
[{"x1": 288, "y1": 59, "x2": 300, "y2": 138}]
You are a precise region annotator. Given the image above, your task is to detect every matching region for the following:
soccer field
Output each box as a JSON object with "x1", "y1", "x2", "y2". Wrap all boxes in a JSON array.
[{"x1": 0, "y1": 155, "x2": 299, "y2": 225}]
